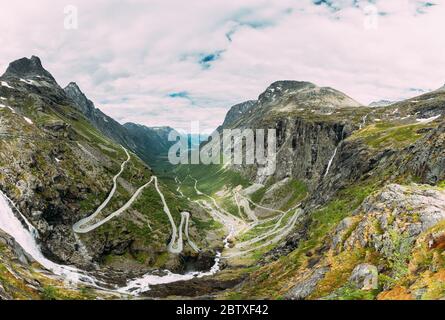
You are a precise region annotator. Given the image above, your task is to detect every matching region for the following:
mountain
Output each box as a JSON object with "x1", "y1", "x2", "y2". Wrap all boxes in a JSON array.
[
  {"x1": 2, "y1": 55, "x2": 56, "y2": 83},
  {"x1": 222, "y1": 100, "x2": 257, "y2": 127},
  {"x1": 0, "y1": 57, "x2": 221, "y2": 298},
  {"x1": 201, "y1": 80, "x2": 445, "y2": 300},
  {"x1": 64, "y1": 82, "x2": 136, "y2": 150},
  {"x1": 170, "y1": 79, "x2": 445, "y2": 299},
  {"x1": 123, "y1": 123, "x2": 176, "y2": 164},
  {"x1": 1, "y1": 56, "x2": 445, "y2": 300},
  {"x1": 64, "y1": 82, "x2": 176, "y2": 165},
  {"x1": 369, "y1": 100, "x2": 394, "y2": 107}
]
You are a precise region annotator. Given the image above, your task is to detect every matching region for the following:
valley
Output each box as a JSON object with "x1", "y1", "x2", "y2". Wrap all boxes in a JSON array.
[{"x1": 1, "y1": 56, "x2": 445, "y2": 300}]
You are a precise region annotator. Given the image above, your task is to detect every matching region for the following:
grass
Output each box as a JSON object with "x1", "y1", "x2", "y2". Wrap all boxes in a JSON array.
[
  {"x1": 175, "y1": 163, "x2": 249, "y2": 196},
  {"x1": 351, "y1": 121, "x2": 434, "y2": 150},
  {"x1": 234, "y1": 182, "x2": 377, "y2": 299}
]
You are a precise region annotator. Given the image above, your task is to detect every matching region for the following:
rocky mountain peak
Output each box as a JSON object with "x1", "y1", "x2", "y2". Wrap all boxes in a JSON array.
[
  {"x1": 222, "y1": 100, "x2": 257, "y2": 127},
  {"x1": 2, "y1": 55, "x2": 56, "y2": 82},
  {"x1": 65, "y1": 81, "x2": 82, "y2": 92},
  {"x1": 64, "y1": 82, "x2": 95, "y2": 115},
  {"x1": 258, "y1": 81, "x2": 316, "y2": 106},
  {"x1": 257, "y1": 80, "x2": 361, "y2": 109}
]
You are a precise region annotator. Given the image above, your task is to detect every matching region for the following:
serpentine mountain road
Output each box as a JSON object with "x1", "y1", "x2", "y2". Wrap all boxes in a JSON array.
[{"x1": 73, "y1": 147, "x2": 199, "y2": 254}]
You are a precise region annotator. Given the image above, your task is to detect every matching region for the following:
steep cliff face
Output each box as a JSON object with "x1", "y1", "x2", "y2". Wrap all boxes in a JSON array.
[
  {"x1": 217, "y1": 81, "x2": 365, "y2": 191},
  {"x1": 218, "y1": 80, "x2": 445, "y2": 202},
  {"x1": 220, "y1": 83, "x2": 445, "y2": 300},
  {"x1": 122, "y1": 123, "x2": 176, "y2": 165}
]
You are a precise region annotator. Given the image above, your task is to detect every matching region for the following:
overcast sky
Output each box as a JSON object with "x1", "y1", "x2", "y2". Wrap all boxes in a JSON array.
[{"x1": 0, "y1": 0, "x2": 444, "y2": 132}]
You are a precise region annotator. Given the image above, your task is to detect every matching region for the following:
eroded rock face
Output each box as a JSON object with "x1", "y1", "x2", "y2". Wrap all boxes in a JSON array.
[
  {"x1": 338, "y1": 184, "x2": 445, "y2": 258},
  {"x1": 285, "y1": 267, "x2": 329, "y2": 300},
  {"x1": 349, "y1": 264, "x2": 378, "y2": 290},
  {"x1": 280, "y1": 183, "x2": 445, "y2": 300}
]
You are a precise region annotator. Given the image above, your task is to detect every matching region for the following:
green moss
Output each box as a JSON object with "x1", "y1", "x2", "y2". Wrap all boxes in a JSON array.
[
  {"x1": 41, "y1": 286, "x2": 57, "y2": 300},
  {"x1": 381, "y1": 229, "x2": 413, "y2": 280},
  {"x1": 351, "y1": 122, "x2": 434, "y2": 150},
  {"x1": 330, "y1": 284, "x2": 379, "y2": 300},
  {"x1": 192, "y1": 217, "x2": 223, "y2": 230}
]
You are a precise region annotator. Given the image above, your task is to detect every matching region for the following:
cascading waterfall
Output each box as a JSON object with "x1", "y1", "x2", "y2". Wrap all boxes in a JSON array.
[
  {"x1": 0, "y1": 190, "x2": 98, "y2": 287},
  {"x1": 324, "y1": 147, "x2": 338, "y2": 177},
  {"x1": 0, "y1": 189, "x2": 222, "y2": 295}
]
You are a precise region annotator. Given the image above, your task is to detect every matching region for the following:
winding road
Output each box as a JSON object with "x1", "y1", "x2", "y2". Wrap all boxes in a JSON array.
[
  {"x1": 73, "y1": 147, "x2": 199, "y2": 254},
  {"x1": 176, "y1": 174, "x2": 303, "y2": 259}
]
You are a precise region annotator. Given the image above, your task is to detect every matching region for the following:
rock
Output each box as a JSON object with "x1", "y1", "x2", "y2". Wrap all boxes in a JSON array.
[
  {"x1": 332, "y1": 217, "x2": 355, "y2": 249},
  {"x1": 285, "y1": 267, "x2": 329, "y2": 300},
  {"x1": 2, "y1": 56, "x2": 56, "y2": 82},
  {"x1": 0, "y1": 231, "x2": 33, "y2": 265},
  {"x1": 0, "y1": 283, "x2": 12, "y2": 300},
  {"x1": 428, "y1": 231, "x2": 445, "y2": 250},
  {"x1": 343, "y1": 184, "x2": 445, "y2": 259},
  {"x1": 349, "y1": 264, "x2": 378, "y2": 290}
]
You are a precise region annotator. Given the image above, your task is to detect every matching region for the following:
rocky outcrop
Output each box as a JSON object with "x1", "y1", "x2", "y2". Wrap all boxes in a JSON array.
[
  {"x1": 285, "y1": 267, "x2": 329, "y2": 300},
  {"x1": 2, "y1": 56, "x2": 56, "y2": 83},
  {"x1": 349, "y1": 264, "x2": 378, "y2": 290},
  {"x1": 222, "y1": 100, "x2": 257, "y2": 128},
  {"x1": 339, "y1": 184, "x2": 445, "y2": 257}
]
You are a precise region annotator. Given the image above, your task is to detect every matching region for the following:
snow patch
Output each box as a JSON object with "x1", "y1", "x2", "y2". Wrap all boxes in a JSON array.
[
  {"x1": 0, "y1": 81, "x2": 13, "y2": 89},
  {"x1": 20, "y1": 78, "x2": 39, "y2": 86},
  {"x1": 23, "y1": 117, "x2": 33, "y2": 125},
  {"x1": 416, "y1": 115, "x2": 441, "y2": 124}
]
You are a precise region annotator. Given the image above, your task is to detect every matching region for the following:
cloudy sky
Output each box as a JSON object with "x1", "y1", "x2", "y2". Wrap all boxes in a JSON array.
[{"x1": 0, "y1": 0, "x2": 444, "y2": 132}]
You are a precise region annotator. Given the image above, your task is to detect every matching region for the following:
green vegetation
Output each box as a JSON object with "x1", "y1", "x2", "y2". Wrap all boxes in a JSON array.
[
  {"x1": 351, "y1": 121, "x2": 434, "y2": 150},
  {"x1": 329, "y1": 284, "x2": 379, "y2": 300},
  {"x1": 232, "y1": 182, "x2": 377, "y2": 299},
  {"x1": 41, "y1": 286, "x2": 57, "y2": 300},
  {"x1": 175, "y1": 163, "x2": 249, "y2": 196}
]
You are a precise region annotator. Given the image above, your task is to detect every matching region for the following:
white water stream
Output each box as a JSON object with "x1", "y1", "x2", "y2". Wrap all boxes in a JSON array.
[
  {"x1": 0, "y1": 190, "x2": 223, "y2": 294},
  {"x1": 0, "y1": 190, "x2": 98, "y2": 287},
  {"x1": 324, "y1": 147, "x2": 338, "y2": 177}
]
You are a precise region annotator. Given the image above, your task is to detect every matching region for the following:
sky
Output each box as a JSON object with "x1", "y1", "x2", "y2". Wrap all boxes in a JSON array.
[{"x1": 0, "y1": 0, "x2": 444, "y2": 133}]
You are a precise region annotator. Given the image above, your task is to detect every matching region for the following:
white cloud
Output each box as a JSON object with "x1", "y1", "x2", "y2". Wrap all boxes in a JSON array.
[{"x1": 0, "y1": 0, "x2": 444, "y2": 132}]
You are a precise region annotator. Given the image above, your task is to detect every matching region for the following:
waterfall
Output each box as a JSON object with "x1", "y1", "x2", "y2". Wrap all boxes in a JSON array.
[
  {"x1": 0, "y1": 190, "x2": 97, "y2": 286},
  {"x1": 359, "y1": 113, "x2": 370, "y2": 129},
  {"x1": 0, "y1": 190, "x2": 222, "y2": 295},
  {"x1": 324, "y1": 147, "x2": 338, "y2": 177}
]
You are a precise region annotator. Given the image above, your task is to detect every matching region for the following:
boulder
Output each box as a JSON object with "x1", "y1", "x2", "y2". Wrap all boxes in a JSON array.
[
  {"x1": 349, "y1": 263, "x2": 378, "y2": 290},
  {"x1": 285, "y1": 267, "x2": 329, "y2": 300}
]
